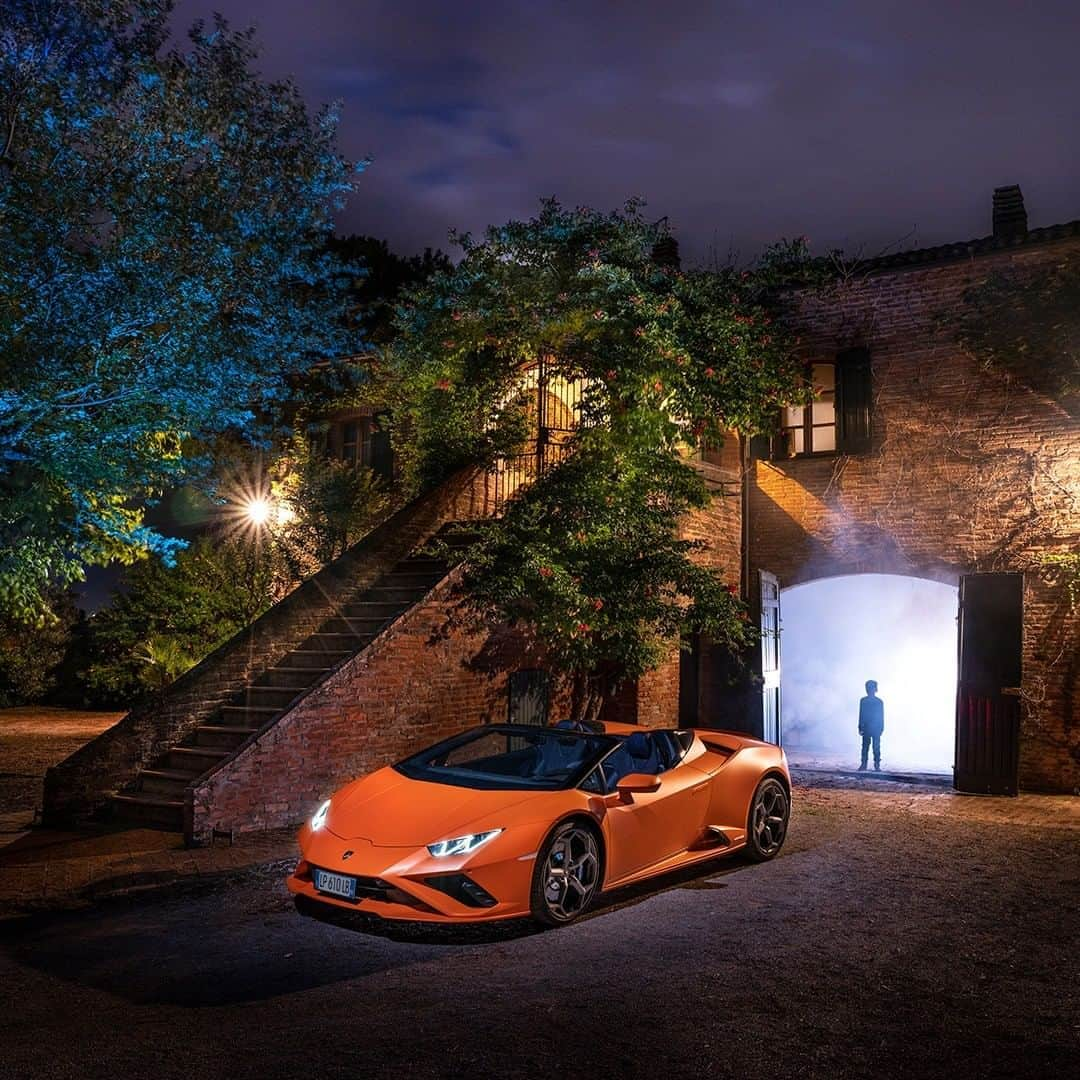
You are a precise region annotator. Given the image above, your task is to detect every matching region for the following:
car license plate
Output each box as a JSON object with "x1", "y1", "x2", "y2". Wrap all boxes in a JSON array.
[{"x1": 313, "y1": 868, "x2": 357, "y2": 900}]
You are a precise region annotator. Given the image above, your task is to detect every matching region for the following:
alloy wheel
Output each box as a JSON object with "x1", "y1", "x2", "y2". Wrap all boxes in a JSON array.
[
  {"x1": 542, "y1": 825, "x2": 600, "y2": 922},
  {"x1": 751, "y1": 781, "x2": 789, "y2": 856}
]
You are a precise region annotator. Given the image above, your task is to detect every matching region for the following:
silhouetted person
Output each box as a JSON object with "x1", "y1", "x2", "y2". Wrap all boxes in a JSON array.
[{"x1": 858, "y1": 680, "x2": 884, "y2": 771}]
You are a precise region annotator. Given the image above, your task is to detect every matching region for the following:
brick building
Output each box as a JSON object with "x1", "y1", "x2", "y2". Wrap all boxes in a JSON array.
[
  {"x1": 45, "y1": 187, "x2": 1079, "y2": 842},
  {"x1": 706, "y1": 186, "x2": 1079, "y2": 795}
]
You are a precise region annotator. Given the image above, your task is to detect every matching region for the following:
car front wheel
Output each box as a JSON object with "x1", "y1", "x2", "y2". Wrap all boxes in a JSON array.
[
  {"x1": 744, "y1": 777, "x2": 790, "y2": 862},
  {"x1": 530, "y1": 820, "x2": 602, "y2": 926}
]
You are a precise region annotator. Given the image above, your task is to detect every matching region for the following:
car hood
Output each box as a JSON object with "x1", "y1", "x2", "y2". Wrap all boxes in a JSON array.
[{"x1": 324, "y1": 766, "x2": 552, "y2": 846}]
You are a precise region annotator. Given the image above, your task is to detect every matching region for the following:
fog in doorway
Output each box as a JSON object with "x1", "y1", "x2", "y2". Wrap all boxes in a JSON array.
[{"x1": 780, "y1": 574, "x2": 958, "y2": 772}]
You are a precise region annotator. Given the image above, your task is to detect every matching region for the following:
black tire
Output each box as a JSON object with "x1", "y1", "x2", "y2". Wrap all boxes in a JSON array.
[
  {"x1": 529, "y1": 819, "x2": 603, "y2": 926},
  {"x1": 744, "y1": 777, "x2": 790, "y2": 862}
]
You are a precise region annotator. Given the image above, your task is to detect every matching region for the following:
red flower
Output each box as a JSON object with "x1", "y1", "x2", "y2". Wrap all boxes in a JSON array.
[
  {"x1": 592, "y1": 598, "x2": 604, "y2": 611},
  {"x1": 451, "y1": 311, "x2": 462, "y2": 321},
  {"x1": 725, "y1": 582, "x2": 738, "y2": 595},
  {"x1": 593, "y1": 310, "x2": 605, "y2": 320},
  {"x1": 605, "y1": 369, "x2": 617, "y2": 380},
  {"x1": 576, "y1": 622, "x2": 591, "y2": 634},
  {"x1": 538, "y1": 566, "x2": 553, "y2": 578},
  {"x1": 653, "y1": 380, "x2": 663, "y2": 392},
  {"x1": 435, "y1": 378, "x2": 452, "y2": 391},
  {"x1": 704, "y1": 367, "x2": 715, "y2": 378}
]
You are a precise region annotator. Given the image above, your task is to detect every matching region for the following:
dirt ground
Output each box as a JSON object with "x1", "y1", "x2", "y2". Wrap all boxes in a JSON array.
[
  {"x1": 0, "y1": 769, "x2": 1076, "y2": 1080},
  {"x1": 0, "y1": 708, "x2": 123, "y2": 831}
]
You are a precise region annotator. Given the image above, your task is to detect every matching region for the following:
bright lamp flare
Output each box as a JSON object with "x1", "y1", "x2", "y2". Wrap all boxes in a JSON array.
[{"x1": 244, "y1": 496, "x2": 273, "y2": 527}]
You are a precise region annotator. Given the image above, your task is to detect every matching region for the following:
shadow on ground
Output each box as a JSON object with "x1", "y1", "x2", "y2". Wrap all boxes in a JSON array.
[{"x1": 0, "y1": 847, "x2": 760, "y2": 1007}]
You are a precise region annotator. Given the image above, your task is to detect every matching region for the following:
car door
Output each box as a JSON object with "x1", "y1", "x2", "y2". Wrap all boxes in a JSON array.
[{"x1": 601, "y1": 739, "x2": 711, "y2": 884}]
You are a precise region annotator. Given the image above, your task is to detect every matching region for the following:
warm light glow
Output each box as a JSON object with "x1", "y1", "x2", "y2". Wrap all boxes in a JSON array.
[
  {"x1": 780, "y1": 574, "x2": 958, "y2": 772},
  {"x1": 244, "y1": 496, "x2": 273, "y2": 527}
]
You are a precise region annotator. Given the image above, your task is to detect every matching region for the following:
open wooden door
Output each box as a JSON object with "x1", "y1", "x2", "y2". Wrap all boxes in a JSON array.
[
  {"x1": 955, "y1": 573, "x2": 1023, "y2": 795},
  {"x1": 757, "y1": 571, "x2": 782, "y2": 745}
]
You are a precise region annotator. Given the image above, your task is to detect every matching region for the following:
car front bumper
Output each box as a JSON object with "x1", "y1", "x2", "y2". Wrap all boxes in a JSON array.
[{"x1": 286, "y1": 823, "x2": 536, "y2": 923}]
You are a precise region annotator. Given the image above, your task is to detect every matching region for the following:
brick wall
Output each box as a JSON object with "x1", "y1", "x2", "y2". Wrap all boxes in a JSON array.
[
  {"x1": 43, "y1": 467, "x2": 496, "y2": 825},
  {"x1": 747, "y1": 238, "x2": 1080, "y2": 792},
  {"x1": 190, "y1": 572, "x2": 568, "y2": 838}
]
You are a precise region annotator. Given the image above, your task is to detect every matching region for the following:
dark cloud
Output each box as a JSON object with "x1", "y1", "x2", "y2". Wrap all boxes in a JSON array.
[{"x1": 173, "y1": 0, "x2": 1080, "y2": 263}]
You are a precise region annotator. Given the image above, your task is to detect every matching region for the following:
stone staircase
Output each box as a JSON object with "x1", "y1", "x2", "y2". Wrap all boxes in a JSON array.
[{"x1": 110, "y1": 527, "x2": 473, "y2": 831}]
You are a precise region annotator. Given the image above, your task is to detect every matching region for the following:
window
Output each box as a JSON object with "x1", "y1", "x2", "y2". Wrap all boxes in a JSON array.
[
  {"x1": 326, "y1": 412, "x2": 395, "y2": 478},
  {"x1": 780, "y1": 362, "x2": 836, "y2": 455},
  {"x1": 755, "y1": 348, "x2": 873, "y2": 460}
]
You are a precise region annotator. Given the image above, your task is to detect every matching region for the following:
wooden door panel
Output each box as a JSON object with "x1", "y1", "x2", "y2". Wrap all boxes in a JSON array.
[{"x1": 954, "y1": 573, "x2": 1023, "y2": 795}]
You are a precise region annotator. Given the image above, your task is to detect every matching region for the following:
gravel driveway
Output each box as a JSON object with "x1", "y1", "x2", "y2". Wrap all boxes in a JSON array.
[
  {"x1": 0, "y1": 708, "x2": 123, "y2": 832},
  {"x1": 1, "y1": 769, "x2": 1076, "y2": 1080}
]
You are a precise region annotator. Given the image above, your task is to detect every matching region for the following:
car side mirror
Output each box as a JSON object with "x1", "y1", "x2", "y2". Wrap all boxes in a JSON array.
[{"x1": 616, "y1": 772, "x2": 662, "y2": 795}]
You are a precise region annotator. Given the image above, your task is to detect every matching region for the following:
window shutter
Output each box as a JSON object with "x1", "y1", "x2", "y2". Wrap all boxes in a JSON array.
[
  {"x1": 370, "y1": 413, "x2": 394, "y2": 479},
  {"x1": 836, "y1": 348, "x2": 872, "y2": 453},
  {"x1": 748, "y1": 433, "x2": 773, "y2": 460}
]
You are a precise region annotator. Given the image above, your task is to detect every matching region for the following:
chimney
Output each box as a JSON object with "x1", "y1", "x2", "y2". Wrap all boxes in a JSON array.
[{"x1": 992, "y1": 185, "x2": 1027, "y2": 241}]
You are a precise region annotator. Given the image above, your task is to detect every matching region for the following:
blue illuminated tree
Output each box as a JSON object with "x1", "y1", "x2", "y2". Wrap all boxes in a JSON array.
[{"x1": 0, "y1": 1, "x2": 365, "y2": 620}]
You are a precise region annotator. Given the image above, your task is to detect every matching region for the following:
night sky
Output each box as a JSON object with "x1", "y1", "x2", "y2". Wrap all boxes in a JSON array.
[{"x1": 173, "y1": 0, "x2": 1080, "y2": 263}]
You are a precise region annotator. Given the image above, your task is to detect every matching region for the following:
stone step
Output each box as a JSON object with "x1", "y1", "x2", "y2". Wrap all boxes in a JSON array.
[
  {"x1": 136, "y1": 767, "x2": 200, "y2": 796},
  {"x1": 219, "y1": 704, "x2": 281, "y2": 720},
  {"x1": 298, "y1": 631, "x2": 378, "y2": 652},
  {"x1": 279, "y1": 647, "x2": 357, "y2": 670},
  {"x1": 193, "y1": 724, "x2": 261, "y2": 748},
  {"x1": 362, "y1": 584, "x2": 434, "y2": 603},
  {"x1": 164, "y1": 746, "x2": 231, "y2": 772},
  {"x1": 340, "y1": 599, "x2": 408, "y2": 615},
  {"x1": 377, "y1": 569, "x2": 446, "y2": 587},
  {"x1": 111, "y1": 792, "x2": 184, "y2": 830},
  {"x1": 229, "y1": 684, "x2": 308, "y2": 709},
  {"x1": 319, "y1": 615, "x2": 388, "y2": 635},
  {"x1": 395, "y1": 555, "x2": 446, "y2": 571},
  {"x1": 256, "y1": 666, "x2": 333, "y2": 688}
]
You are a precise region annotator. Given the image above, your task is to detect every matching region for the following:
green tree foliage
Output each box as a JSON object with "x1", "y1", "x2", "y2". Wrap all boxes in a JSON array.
[
  {"x1": 0, "y1": 1, "x2": 364, "y2": 621},
  {"x1": 0, "y1": 590, "x2": 78, "y2": 704},
  {"x1": 85, "y1": 534, "x2": 288, "y2": 701},
  {"x1": 955, "y1": 251, "x2": 1080, "y2": 418},
  {"x1": 272, "y1": 435, "x2": 392, "y2": 575},
  {"x1": 392, "y1": 199, "x2": 810, "y2": 718}
]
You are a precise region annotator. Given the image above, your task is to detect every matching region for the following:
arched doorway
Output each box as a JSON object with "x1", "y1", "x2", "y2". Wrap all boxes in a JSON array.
[{"x1": 780, "y1": 573, "x2": 958, "y2": 773}]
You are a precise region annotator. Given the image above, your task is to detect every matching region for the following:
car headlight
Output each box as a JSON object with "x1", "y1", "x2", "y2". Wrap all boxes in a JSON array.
[
  {"x1": 427, "y1": 829, "x2": 502, "y2": 858},
  {"x1": 311, "y1": 799, "x2": 331, "y2": 831}
]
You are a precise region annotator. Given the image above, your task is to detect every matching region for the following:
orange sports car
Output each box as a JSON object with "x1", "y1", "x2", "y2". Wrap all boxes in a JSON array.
[{"x1": 288, "y1": 720, "x2": 790, "y2": 927}]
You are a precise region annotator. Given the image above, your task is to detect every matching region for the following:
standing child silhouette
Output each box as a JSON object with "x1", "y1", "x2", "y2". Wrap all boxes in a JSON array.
[{"x1": 858, "y1": 680, "x2": 884, "y2": 771}]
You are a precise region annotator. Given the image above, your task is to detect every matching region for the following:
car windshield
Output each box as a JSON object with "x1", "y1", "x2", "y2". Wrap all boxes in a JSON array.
[{"x1": 394, "y1": 725, "x2": 617, "y2": 791}]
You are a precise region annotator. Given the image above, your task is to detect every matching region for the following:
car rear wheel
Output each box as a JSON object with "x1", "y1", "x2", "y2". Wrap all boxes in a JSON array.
[
  {"x1": 744, "y1": 777, "x2": 789, "y2": 862},
  {"x1": 530, "y1": 820, "x2": 601, "y2": 926}
]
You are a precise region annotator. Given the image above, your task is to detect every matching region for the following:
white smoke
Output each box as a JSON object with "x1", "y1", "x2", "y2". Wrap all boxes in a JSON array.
[{"x1": 780, "y1": 574, "x2": 958, "y2": 772}]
